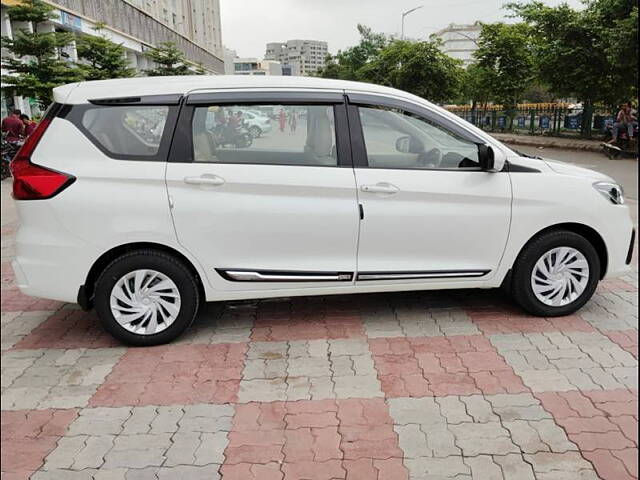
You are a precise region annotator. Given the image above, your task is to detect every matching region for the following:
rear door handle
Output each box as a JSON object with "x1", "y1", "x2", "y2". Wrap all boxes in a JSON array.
[
  {"x1": 183, "y1": 174, "x2": 225, "y2": 186},
  {"x1": 360, "y1": 182, "x2": 400, "y2": 194}
]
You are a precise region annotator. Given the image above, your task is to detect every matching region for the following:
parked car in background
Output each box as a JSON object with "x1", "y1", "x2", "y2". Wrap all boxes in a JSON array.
[
  {"x1": 10, "y1": 76, "x2": 635, "y2": 345},
  {"x1": 237, "y1": 109, "x2": 272, "y2": 138}
]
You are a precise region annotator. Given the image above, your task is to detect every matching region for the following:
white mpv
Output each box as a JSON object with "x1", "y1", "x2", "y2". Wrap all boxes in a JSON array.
[{"x1": 11, "y1": 76, "x2": 635, "y2": 345}]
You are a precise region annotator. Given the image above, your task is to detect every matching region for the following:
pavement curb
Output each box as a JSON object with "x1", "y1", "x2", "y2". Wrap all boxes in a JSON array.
[{"x1": 491, "y1": 135, "x2": 604, "y2": 153}]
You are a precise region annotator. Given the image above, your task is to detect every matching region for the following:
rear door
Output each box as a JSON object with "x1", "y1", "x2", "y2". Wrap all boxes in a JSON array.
[{"x1": 165, "y1": 90, "x2": 360, "y2": 295}]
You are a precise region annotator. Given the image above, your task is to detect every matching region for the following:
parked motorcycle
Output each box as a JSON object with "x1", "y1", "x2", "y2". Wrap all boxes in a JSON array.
[
  {"x1": 602, "y1": 122, "x2": 638, "y2": 159},
  {"x1": 1, "y1": 135, "x2": 22, "y2": 180}
]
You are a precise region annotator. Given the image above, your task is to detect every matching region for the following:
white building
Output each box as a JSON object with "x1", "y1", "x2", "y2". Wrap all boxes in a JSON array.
[
  {"x1": 265, "y1": 39, "x2": 328, "y2": 76},
  {"x1": 232, "y1": 58, "x2": 282, "y2": 76},
  {"x1": 1, "y1": 0, "x2": 224, "y2": 118},
  {"x1": 432, "y1": 22, "x2": 481, "y2": 67}
]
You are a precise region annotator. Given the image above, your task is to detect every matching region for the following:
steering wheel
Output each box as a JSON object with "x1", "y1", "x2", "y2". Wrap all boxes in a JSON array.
[{"x1": 419, "y1": 148, "x2": 442, "y2": 169}]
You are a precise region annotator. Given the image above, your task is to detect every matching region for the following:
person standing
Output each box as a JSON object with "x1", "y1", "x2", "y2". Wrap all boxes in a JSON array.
[
  {"x1": 289, "y1": 110, "x2": 297, "y2": 133},
  {"x1": 278, "y1": 108, "x2": 286, "y2": 132},
  {"x1": 1, "y1": 109, "x2": 24, "y2": 142}
]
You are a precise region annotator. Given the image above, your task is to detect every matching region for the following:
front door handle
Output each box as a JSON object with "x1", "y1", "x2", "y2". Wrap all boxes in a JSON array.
[
  {"x1": 360, "y1": 182, "x2": 400, "y2": 194},
  {"x1": 183, "y1": 174, "x2": 225, "y2": 186}
]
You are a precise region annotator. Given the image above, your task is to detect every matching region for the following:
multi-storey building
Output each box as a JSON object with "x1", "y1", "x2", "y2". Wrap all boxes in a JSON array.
[
  {"x1": 265, "y1": 39, "x2": 328, "y2": 76},
  {"x1": 432, "y1": 22, "x2": 481, "y2": 67},
  {"x1": 233, "y1": 58, "x2": 282, "y2": 76},
  {"x1": 1, "y1": 0, "x2": 224, "y2": 118}
]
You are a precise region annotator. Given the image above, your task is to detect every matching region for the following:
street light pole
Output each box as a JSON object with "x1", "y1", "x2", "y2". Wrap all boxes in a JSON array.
[{"x1": 401, "y1": 5, "x2": 423, "y2": 40}]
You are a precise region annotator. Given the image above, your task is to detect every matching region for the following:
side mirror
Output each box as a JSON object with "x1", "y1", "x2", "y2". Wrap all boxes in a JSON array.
[
  {"x1": 395, "y1": 135, "x2": 422, "y2": 154},
  {"x1": 477, "y1": 144, "x2": 505, "y2": 172}
]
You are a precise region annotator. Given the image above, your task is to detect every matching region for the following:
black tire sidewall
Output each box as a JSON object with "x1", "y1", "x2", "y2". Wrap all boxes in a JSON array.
[
  {"x1": 94, "y1": 251, "x2": 199, "y2": 346},
  {"x1": 512, "y1": 231, "x2": 600, "y2": 317}
]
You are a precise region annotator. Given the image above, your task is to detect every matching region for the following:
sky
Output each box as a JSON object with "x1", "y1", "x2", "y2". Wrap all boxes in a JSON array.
[{"x1": 220, "y1": 0, "x2": 584, "y2": 58}]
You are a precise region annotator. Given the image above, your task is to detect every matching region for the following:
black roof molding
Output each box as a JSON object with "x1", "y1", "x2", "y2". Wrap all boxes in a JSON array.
[{"x1": 89, "y1": 94, "x2": 182, "y2": 106}]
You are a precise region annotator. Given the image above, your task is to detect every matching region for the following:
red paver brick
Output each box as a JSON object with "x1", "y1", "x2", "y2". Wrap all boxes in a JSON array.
[
  {"x1": 0, "y1": 287, "x2": 63, "y2": 312},
  {"x1": 1, "y1": 261, "x2": 15, "y2": 287},
  {"x1": 369, "y1": 336, "x2": 526, "y2": 398},
  {"x1": 538, "y1": 389, "x2": 638, "y2": 480},
  {"x1": 602, "y1": 330, "x2": 638, "y2": 359},
  {"x1": 224, "y1": 398, "x2": 403, "y2": 478},
  {"x1": 598, "y1": 278, "x2": 638, "y2": 293},
  {"x1": 469, "y1": 310, "x2": 596, "y2": 334},
  {"x1": 583, "y1": 448, "x2": 636, "y2": 480},
  {"x1": 12, "y1": 309, "x2": 120, "y2": 349},
  {"x1": 220, "y1": 462, "x2": 284, "y2": 480},
  {"x1": 89, "y1": 343, "x2": 247, "y2": 406},
  {"x1": 1, "y1": 409, "x2": 78, "y2": 479}
]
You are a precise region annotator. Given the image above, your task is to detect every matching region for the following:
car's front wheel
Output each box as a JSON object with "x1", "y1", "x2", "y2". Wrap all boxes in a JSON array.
[
  {"x1": 94, "y1": 250, "x2": 200, "y2": 346},
  {"x1": 511, "y1": 230, "x2": 600, "y2": 316}
]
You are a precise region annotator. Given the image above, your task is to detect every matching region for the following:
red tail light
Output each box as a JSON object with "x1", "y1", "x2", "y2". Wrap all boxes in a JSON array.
[{"x1": 11, "y1": 115, "x2": 75, "y2": 200}]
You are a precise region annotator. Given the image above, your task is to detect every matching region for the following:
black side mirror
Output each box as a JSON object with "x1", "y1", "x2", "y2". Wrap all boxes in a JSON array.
[{"x1": 478, "y1": 144, "x2": 495, "y2": 171}]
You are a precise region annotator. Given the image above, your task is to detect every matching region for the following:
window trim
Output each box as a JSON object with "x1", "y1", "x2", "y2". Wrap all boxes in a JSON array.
[
  {"x1": 58, "y1": 102, "x2": 180, "y2": 162},
  {"x1": 169, "y1": 95, "x2": 353, "y2": 168},
  {"x1": 346, "y1": 94, "x2": 489, "y2": 172}
]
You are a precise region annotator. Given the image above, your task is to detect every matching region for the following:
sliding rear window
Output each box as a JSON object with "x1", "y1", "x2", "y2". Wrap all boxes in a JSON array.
[{"x1": 59, "y1": 100, "x2": 180, "y2": 161}]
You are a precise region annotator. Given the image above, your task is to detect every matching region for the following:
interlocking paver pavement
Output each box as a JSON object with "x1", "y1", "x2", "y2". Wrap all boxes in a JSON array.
[{"x1": 1, "y1": 210, "x2": 638, "y2": 479}]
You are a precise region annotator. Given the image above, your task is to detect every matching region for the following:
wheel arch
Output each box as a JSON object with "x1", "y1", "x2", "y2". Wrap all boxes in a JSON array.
[
  {"x1": 514, "y1": 222, "x2": 608, "y2": 279},
  {"x1": 80, "y1": 242, "x2": 207, "y2": 310}
]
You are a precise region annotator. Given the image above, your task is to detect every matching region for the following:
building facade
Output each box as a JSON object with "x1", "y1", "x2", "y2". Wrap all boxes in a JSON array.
[
  {"x1": 265, "y1": 39, "x2": 328, "y2": 76},
  {"x1": 232, "y1": 58, "x2": 282, "y2": 76},
  {"x1": 1, "y1": 0, "x2": 224, "y2": 118},
  {"x1": 432, "y1": 22, "x2": 481, "y2": 67}
]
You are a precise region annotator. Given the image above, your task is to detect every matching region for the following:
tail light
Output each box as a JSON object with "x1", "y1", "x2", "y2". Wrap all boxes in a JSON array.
[{"x1": 11, "y1": 111, "x2": 75, "y2": 200}]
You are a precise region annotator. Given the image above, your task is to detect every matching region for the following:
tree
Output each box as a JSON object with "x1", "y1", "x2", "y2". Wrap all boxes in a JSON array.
[
  {"x1": 1, "y1": 0, "x2": 82, "y2": 109},
  {"x1": 474, "y1": 22, "x2": 534, "y2": 111},
  {"x1": 75, "y1": 24, "x2": 136, "y2": 81},
  {"x1": 358, "y1": 39, "x2": 464, "y2": 103},
  {"x1": 508, "y1": 0, "x2": 637, "y2": 109},
  {"x1": 144, "y1": 42, "x2": 193, "y2": 76},
  {"x1": 457, "y1": 63, "x2": 495, "y2": 108},
  {"x1": 315, "y1": 25, "x2": 388, "y2": 80}
]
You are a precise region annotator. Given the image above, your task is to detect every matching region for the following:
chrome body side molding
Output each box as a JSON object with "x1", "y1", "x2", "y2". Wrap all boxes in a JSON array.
[
  {"x1": 217, "y1": 268, "x2": 490, "y2": 282},
  {"x1": 356, "y1": 270, "x2": 490, "y2": 281}
]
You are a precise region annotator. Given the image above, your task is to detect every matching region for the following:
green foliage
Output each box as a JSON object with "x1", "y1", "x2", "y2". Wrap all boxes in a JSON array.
[
  {"x1": 474, "y1": 22, "x2": 534, "y2": 110},
  {"x1": 359, "y1": 40, "x2": 464, "y2": 103},
  {"x1": 508, "y1": 0, "x2": 638, "y2": 107},
  {"x1": 317, "y1": 25, "x2": 463, "y2": 103},
  {"x1": 316, "y1": 25, "x2": 388, "y2": 81},
  {"x1": 1, "y1": 0, "x2": 82, "y2": 108},
  {"x1": 144, "y1": 42, "x2": 193, "y2": 76},
  {"x1": 457, "y1": 63, "x2": 495, "y2": 107},
  {"x1": 76, "y1": 26, "x2": 136, "y2": 81}
]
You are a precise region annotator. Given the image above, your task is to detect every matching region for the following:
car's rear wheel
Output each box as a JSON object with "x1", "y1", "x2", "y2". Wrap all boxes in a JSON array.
[
  {"x1": 248, "y1": 126, "x2": 261, "y2": 138},
  {"x1": 511, "y1": 230, "x2": 600, "y2": 316},
  {"x1": 94, "y1": 250, "x2": 200, "y2": 346}
]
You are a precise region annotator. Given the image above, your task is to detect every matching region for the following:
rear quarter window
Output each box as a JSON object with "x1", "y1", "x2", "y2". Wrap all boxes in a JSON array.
[{"x1": 81, "y1": 106, "x2": 169, "y2": 157}]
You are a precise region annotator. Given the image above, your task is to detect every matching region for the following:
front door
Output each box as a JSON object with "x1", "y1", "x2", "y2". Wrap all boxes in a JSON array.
[
  {"x1": 349, "y1": 99, "x2": 512, "y2": 283},
  {"x1": 165, "y1": 92, "x2": 360, "y2": 294}
]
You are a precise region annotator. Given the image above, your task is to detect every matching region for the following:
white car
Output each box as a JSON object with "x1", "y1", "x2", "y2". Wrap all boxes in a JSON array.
[
  {"x1": 236, "y1": 109, "x2": 272, "y2": 138},
  {"x1": 10, "y1": 76, "x2": 635, "y2": 345}
]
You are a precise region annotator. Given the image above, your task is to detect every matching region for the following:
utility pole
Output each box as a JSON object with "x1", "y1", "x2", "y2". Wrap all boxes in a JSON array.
[{"x1": 401, "y1": 5, "x2": 423, "y2": 40}]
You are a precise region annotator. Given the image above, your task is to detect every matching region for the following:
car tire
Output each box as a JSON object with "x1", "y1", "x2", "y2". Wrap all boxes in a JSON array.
[
  {"x1": 510, "y1": 230, "x2": 600, "y2": 317},
  {"x1": 249, "y1": 126, "x2": 261, "y2": 138},
  {"x1": 94, "y1": 249, "x2": 200, "y2": 346}
]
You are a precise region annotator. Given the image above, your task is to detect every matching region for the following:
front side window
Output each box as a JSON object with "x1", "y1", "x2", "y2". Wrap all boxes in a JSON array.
[
  {"x1": 191, "y1": 104, "x2": 337, "y2": 167},
  {"x1": 81, "y1": 105, "x2": 169, "y2": 157},
  {"x1": 358, "y1": 106, "x2": 480, "y2": 170}
]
